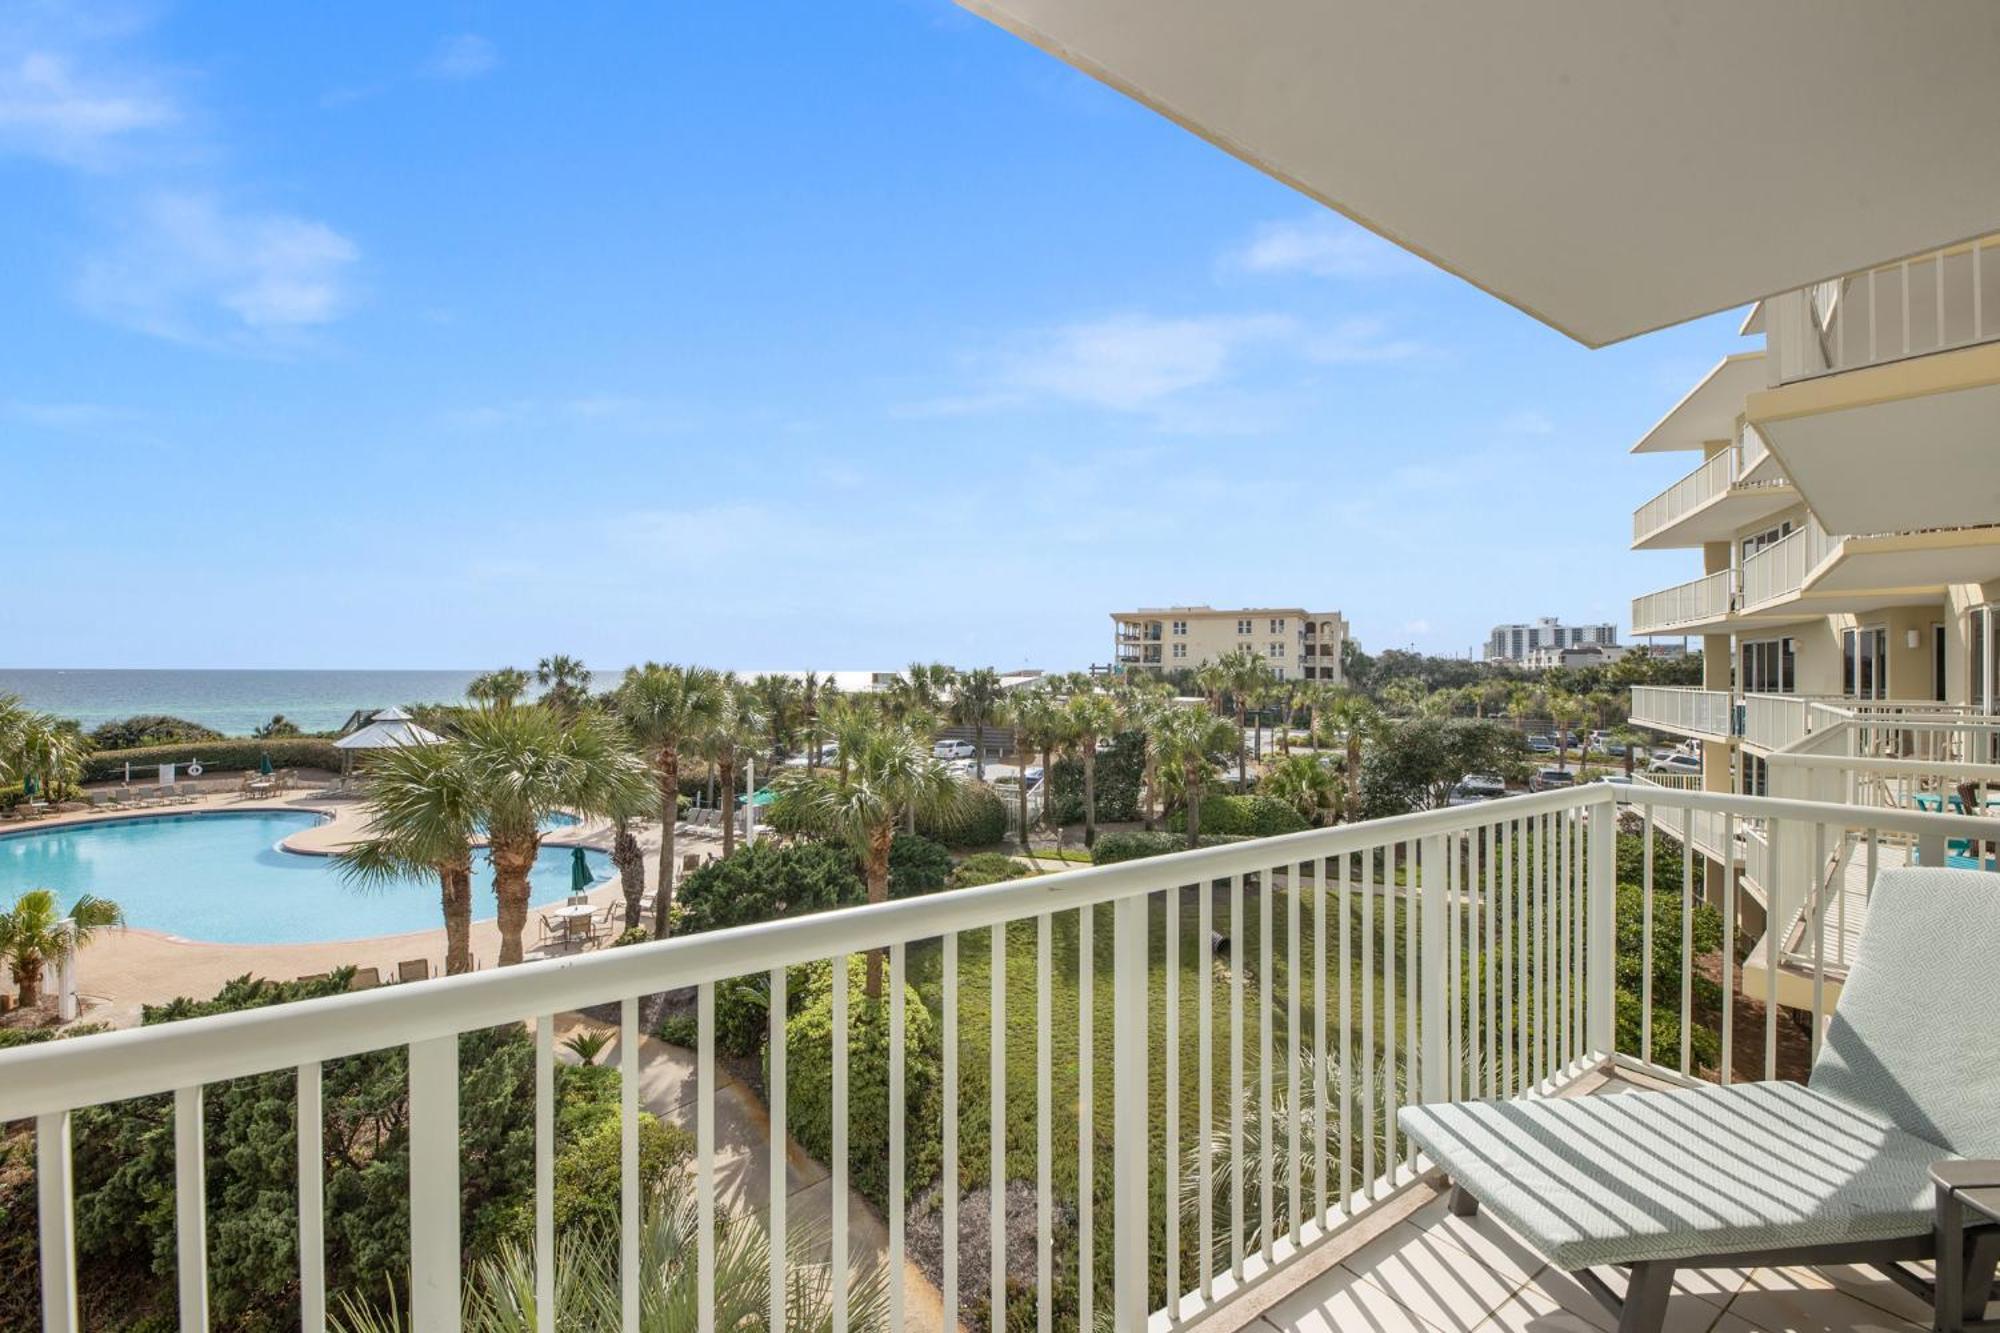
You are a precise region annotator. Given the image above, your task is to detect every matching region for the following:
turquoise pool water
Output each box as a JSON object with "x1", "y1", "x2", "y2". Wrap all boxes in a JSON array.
[{"x1": 0, "y1": 812, "x2": 612, "y2": 945}]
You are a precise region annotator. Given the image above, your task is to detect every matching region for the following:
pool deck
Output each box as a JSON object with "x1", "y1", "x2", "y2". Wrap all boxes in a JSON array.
[{"x1": 3, "y1": 787, "x2": 723, "y2": 1029}]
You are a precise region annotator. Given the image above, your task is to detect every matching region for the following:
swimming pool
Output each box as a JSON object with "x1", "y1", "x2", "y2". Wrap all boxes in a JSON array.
[{"x1": 0, "y1": 812, "x2": 613, "y2": 945}]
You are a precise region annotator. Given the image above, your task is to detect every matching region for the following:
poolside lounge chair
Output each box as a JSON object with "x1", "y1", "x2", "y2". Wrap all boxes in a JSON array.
[
  {"x1": 396, "y1": 958, "x2": 430, "y2": 984},
  {"x1": 348, "y1": 967, "x2": 380, "y2": 991},
  {"x1": 1400, "y1": 865, "x2": 2000, "y2": 1333}
]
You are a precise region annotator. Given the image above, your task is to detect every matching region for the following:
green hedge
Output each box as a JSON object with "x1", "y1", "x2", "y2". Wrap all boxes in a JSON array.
[
  {"x1": 948, "y1": 851, "x2": 1034, "y2": 888},
  {"x1": 1047, "y1": 730, "x2": 1144, "y2": 824},
  {"x1": 1092, "y1": 830, "x2": 1250, "y2": 864},
  {"x1": 779, "y1": 956, "x2": 941, "y2": 1210},
  {"x1": 674, "y1": 840, "x2": 864, "y2": 935},
  {"x1": 81, "y1": 738, "x2": 346, "y2": 783},
  {"x1": 888, "y1": 834, "x2": 954, "y2": 898},
  {"x1": 1165, "y1": 794, "x2": 1309, "y2": 838},
  {"x1": 918, "y1": 784, "x2": 1009, "y2": 848}
]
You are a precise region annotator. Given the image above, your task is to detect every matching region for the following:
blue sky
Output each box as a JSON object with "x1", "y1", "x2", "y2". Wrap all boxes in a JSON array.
[{"x1": 1, "y1": 2, "x2": 1753, "y2": 672}]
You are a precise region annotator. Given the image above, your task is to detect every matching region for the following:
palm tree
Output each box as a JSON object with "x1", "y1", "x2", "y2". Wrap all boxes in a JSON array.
[
  {"x1": 951, "y1": 666, "x2": 1005, "y2": 780},
  {"x1": 1505, "y1": 684, "x2": 1541, "y2": 735},
  {"x1": 617, "y1": 663, "x2": 726, "y2": 931},
  {"x1": 999, "y1": 690, "x2": 1052, "y2": 849},
  {"x1": 1064, "y1": 690, "x2": 1121, "y2": 848},
  {"x1": 1193, "y1": 662, "x2": 1229, "y2": 717},
  {"x1": 468, "y1": 667, "x2": 532, "y2": 711},
  {"x1": 1320, "y1": 689, "x2": 1379, "y2": 822},
  {"x1": 9, "y1": 713, "x2": 85, "y2": 804},
  {"x1": 700, "y1": 677, "x2": 765, "y2": 860},
  {"x1": 1152, "y1": 706, "x2": 1237, "y2": 847},
  {"x1": 337, "y1": 741, "x2": 481, "y2": 974},
  {"x1": 458, "y1": 705, "x2": 650, "y2": 964},
  {"x1": 747, "y1": 674, "x2": 802, "y2": 770},
  {"x1": 0, "y1": 888, "x2": 123, "y2": 1008},
  {"x1": 534, "y1": 655, "x2": 593, "y2": 719},
  {"x1": 889, "y1": 661, "x2": 955, "y2": 727},
  {"x1": 800, "y1": 671, "x2": 833, "y2": 774},
  {"x1": 1265, "y1": 753, "x2": 1342, "y2": 827},
  {"x1": 1549, "y1": 691, "x2": 1588, "y2": 774},
  {"x1": 1121, "y1": 678, "x2": 1173, "y2": 831},
  {"x1": 769, "y1": 722, "x2": 967, "y2": 996},
  {"x1": 1220, "y1": 647, "x2": 1269, "y2": 787}
]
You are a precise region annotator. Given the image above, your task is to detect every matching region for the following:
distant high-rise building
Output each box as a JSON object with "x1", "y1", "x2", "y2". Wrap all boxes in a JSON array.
[{"x1": 1485, "y1": 617, "x2": 1619, "y2": 663}]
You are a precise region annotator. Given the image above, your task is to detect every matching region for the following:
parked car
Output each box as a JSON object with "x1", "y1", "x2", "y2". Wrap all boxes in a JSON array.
[
  {"x1": 1022, "y1": 764, "x2": 1044, "y2": 784},
  {"x1": 945, "y1": 758, "x2": 976, "y2": 777},
  {"x1": 1449, "y1": 774, "x2": 1508, "y2": 804},
  {"x1": 1650, "y1": 754, "x2": 1702, "y2": 776},
  {"x1": 1526, "y1": 734, "x2": 1556, "y2": 754},
  {"x1": 932, "y1": 739, "x2": 975, "y2": 760},
  {"x1": 1531, "y1": 767, "x2": 1577, "y2": 791}
]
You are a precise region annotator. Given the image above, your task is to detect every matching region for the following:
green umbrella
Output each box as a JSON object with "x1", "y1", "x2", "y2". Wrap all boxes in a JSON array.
[
  {"x1": 570, "y1": 846, "x2": 592, "y2": 893},
  {"x1": 21, "y1": 774, "x2": 36, "y2": 798},
  {"x1": 259, "y1": 752, "x2": 275, "y2": 776}
]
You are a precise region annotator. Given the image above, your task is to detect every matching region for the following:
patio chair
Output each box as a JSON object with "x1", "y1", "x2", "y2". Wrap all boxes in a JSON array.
[
  {"x1": 396, "y1": 958, "x2": 431, "y2": 984},
  {"x1": 348, "y1": 967, "x2": 381, "y2": 991},
  {"x1": 1399, "y1": 865, "x2": 2000, "y2": 1333}
]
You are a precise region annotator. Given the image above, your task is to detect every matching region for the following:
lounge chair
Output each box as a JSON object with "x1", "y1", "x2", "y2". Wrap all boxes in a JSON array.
[
  {"x1": 1400, "y1": 866, "x2": 2000, "y2": 1333},
  {"x1": 396, "y1": 958, "x2": 431, "y2": 984},
  {"x1": 348, "y1": 967, "x2": 380, "y2": 991}
]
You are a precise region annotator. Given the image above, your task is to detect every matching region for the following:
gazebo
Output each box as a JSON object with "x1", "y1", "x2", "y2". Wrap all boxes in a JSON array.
[{"x1": 332, "y1": 707, "x2": 445, "y2": 785}]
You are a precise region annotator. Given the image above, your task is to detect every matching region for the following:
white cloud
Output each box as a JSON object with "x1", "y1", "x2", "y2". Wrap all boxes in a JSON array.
[
  {"x1": 998, "y1": 313, "x2": 1295, "y2": 411},
  {"x1": 1227, "y1": 215, "x2": 1423, "y2": 280},
  {"x1": 1305, "y1": 316, "x2": 1424, "y2": 364},
  {"x1": 1500, "y1": 408, "x2": 1555, "y2": 435},
  {"x1": 76, "y1": 192, "x2": 358, "y2": 344},
  {"x1": 0, "y1": 46, "x2": 176, "y2": 167},
  {"x1": 423, "y1": 34, "x2": 498, "y2": 80}
]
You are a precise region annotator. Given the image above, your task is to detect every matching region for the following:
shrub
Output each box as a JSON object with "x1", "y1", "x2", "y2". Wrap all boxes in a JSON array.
[
  {"x1": 1166, "y1": 794, "x2": 1309, "y2": 838},
  {"x1": 544, "y1": 1111, "x2": 689, "y2": 1240},
  {"x1": 87, "y1": 714, "x2": 222, "y2": 749},
  {"x1": 949, "y1": 852, "x2": 1033, "y2": 889},
  {"x1": 779, "y1": 956, "x2": 940, "y2": 1211},
  {"x1": 610, "y1": 926, "x2": 650, "y2": 948},
  {"x1": 888, "y1": 833, "x2": 954, "y2": 899},
  {"x1": 80, "y1": 738, "x2": 346, "y2": 784},
  {"x1": 1613, "y1": 883, "x2": 1724, "y2": 1073},
  {"x1": 1092, "y1": 830, "x2": 1249, "y2": 865},
  {"x1": 1047, "y1": 731, "x2": 1144, "y2": 824},
  {"x1": 918, "y1": 784, "x2": 1009, "y2": 848},
  {"x1": 674, "y1": 839, "x2": 864, "y2": 935}
]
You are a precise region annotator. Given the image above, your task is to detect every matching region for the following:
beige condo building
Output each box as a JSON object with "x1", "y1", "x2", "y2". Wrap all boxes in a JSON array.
[{"x1": 1109, "y1": 605, "x2": 1347, "y2": 682}]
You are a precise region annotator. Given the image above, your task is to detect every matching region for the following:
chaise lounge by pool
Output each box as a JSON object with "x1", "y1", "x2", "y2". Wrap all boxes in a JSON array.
[{"x1": 0, "y1": 811, "x2": 612, "y2": 945}]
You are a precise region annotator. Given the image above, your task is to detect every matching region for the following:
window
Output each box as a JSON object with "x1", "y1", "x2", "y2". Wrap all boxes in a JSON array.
[
  {"x1": 1740, "y1": 520, "x2": 1795, "y2": 561},
  {"x1": 1172, "y1": 620, "x2": 1187, "y2": 636},
  {"x1": 1267, "y1": 642, "x2": 1284, "y2": 658},
  {"x1": 1269, "y1": 617, "x2": 1286, "y2": 633},
  {"x1": 1935, "y1": 623, "x2": 1947, "y2": 703},
  {"x1": 1237, "y1": 619, "x2": 1253, "y2": 635},
  {"x1": 1172, "y1": 642, "x2": 1187, "y2": 659},
  {"x1": 1274, "y1": 667, "x2": 1286, "y2": 681},
  {"x1": 1738, "y1": 637, "x2": 1796, "y2": 694},
  {"x1": 1739, "y1": 753, "x2": 1768, "y2": 797},
  {"x1": 1843, "y1": 626, "x2": 1888, "y2": 700}
]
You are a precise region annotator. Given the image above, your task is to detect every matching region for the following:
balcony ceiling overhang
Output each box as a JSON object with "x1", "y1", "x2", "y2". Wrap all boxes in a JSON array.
[
  {"x1": 1630, "y1": 354, "x2": 1768, "y2": 454},
  {"x1": 1809, "y1": 529, "x2": 2000, "y2": 596},
  {"x1": 1749, "y1": 344, "x2": 2000, "y2": 534},
  {"x1": 956, "y1": 0, "x2": 2000, "y2": 347}
]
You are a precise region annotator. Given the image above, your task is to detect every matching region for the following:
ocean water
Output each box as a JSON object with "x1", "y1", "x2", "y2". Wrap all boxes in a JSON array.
[{"x1": 0, "y1": 668, "x2": 494, "y2": 736}]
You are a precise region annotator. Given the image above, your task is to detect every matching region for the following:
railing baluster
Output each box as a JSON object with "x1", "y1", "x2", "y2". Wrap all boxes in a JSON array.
[
  {"x1": 768, "y1": 969, "x2": 787, "y2": 1330},
  {"x1": 1404, "y1": 839, "x2": 1420, "y2": 1166},
  {"x1": 37, "y1": 1111, "x2": 79, "y2": 1332},
  {"x1": 1259, "y1": 864, "x2": 1274, "y2": 1263},
  {"x1": 1197, "y1": 877, "x2": 1213, "y2": 1301},
  {"x1": 1313, "y1": 857, "x2": 1328, "y2": 1226},
  {"x1": 1036, "y1": 916, "x2": 1052, "y2": 1333},
  {"x1": 891, "y1": 943, "x2": 908, "y2": 1333},
  {"x1": 298, "y1": 1061, "x2": 326, "y2": 1333},
  {"x1": 1421, "y1": 834, "x2": 1447, "y2": 1111},
  {"x1": 1721, "y1": 813, "x2": 1737, "y2": 1085},
  {"x1": 534, "y1": 1017, "x2": 554, "y2": 1333},
  {"x1": 1767, "y1": 822, "x2": 1781, "y2": 1082},
  {"x1": 1337, "y1": 853, "x2": 1352, "y2": 1209},
  {"x1": 698, "y1": 982, "x2": 718, "y2": 1333},
  {"x1": 1230, "y1": 872, "x2": 1244, "y2": 1276},
  {"x1": 1111, "y1": 892, "x2": 1149, "y2": 1333},
  {"x1": 408, "y1": 1037, "x2": 460, "y2": 1333},
  {"x1": 1286, "y1": 858, "x2": 1301, "y2": 1247},
  {"x1": 1641, "y1": 807, "x2": 1655, "y2": 1066},
  {"x1": 175, "y1": 1084, "x2": 210, "y2": 1331},
  {"x1": 1079, "y1": 906, "x2": 1096, "y2": 1329},
  {"x1": 1445, "y1": 832, "x2": 1460, "y2": 1102},
  {"x1": 990, "y1": 925, "x2": 1006, "y2": 1324},
  {"x1": 621, "y1": 996, "x2": 641, "y2": 1331},
  {"x1": 1540, "y1": 813, "x2": 1553, "y2": 1090},
  {"x1": 942, "y1": 933, "x2": 959, "y2": 1327},
  {"x1": 1164, "y1": 887, "x2": 1180, "y2": 1312},
  {"x1": 1361, "y1": 850, "x2": 1376, "y2": 1198},
  {"x1": 830, "y1": 962, "x2": 846, "y2": 1333},
  {"x1": 1588, "y1": 798, "x2": 1615, "y2": 1059},
  {"x1": 1382, "y1": 846, "x2": 1397, "y2": 1179},
  {"x1": 1680, "y1": 817, "x2": 1694, "y2": 1078},
  {"x1": 1811, "y1": 823, "x2": 1828, "y2": 1062}
]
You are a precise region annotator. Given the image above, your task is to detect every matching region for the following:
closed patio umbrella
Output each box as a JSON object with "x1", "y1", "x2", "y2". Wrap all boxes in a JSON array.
[
  {"x1": 570, "y1": 846, "x2": 592, "y2": 893},
  {"x1": 258, "y1": 753, "x2": 274, "y2": 776}
]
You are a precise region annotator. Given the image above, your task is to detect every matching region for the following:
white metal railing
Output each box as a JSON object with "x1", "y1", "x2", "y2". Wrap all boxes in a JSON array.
[
  {"x1": 1632, "y1": 449, "x2": 1734, "y2": 544},
  {"x1": 1631, "y1": 569, "x2": 1733, "y2": 634},
  {"x1": 1738, "y1": 528, "x2": 1806, "y2": 609},
  {"x1": 1767, "y1": 236, "x2": 2000, "y2": 384},
  {"x1": 1628, "y1": 685, "x2": 1732, "y2": 740},
  {"x1": 1739, "y1": 423, "x2": 1771, "y2": 475},
  {"x1": 1741, "y1": 693, "x2": 1815, "y2": 752},
  {"x1": 1633, "y1": 770, "x2": 1702, "y2": 791},
  {"x1": 7, "y1": 787, "x2": 1997, "y2": 1333}
]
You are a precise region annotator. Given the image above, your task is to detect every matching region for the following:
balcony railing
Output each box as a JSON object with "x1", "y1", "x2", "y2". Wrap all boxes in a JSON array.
[
  {"x1": 1630, "y1": 568, "x2": 1732, "y2": 634},
  {"x1": 1628, "y1": 684, "x2": 1732, "y2": 740},
  {"x1": 1631, "y1": 449, "x2": 1734, "y2": 545},
  {"x1": 1767, "y1": 235, "x2": 2000, "y2": 385},
  {"x1": 5, "y1": 787, "x2": 1994, "y2": 1333},
  {"x1": 1740, "y1": 692, "x2": 1816, "y2": 752}
]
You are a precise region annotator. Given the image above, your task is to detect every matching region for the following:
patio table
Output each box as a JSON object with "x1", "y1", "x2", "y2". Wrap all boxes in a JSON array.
[
  {"x1": 1934, "y1": 1159, "x2": 2000, "y2": 1333},
  {"x1": 548, "y1": 902, "x2": 598, "y2": 948}
]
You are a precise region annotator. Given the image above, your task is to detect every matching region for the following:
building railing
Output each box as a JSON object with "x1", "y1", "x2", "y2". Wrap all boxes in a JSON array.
[
  {"x1": 1740, "y1": 693, "x2": 1817, "y2": 752},
  {"x1": 1630, "y1": 568, "x2": 1733, "y2": 635},
  {"x1": 1628, "y1": 685, "x2": 1732, "y2": 740},
  {"x1": 6, "y1": 787, "x2": 1996, "y2": 1333},
  {"x1": 1767, "y1": 236, "x2": 2000, "y2": 385},
  {"x1": 1632, "y1": 449, "x2": 1735, "y2": 545}
]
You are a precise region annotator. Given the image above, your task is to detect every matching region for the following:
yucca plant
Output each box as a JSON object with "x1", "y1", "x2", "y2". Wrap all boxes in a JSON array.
[{"x1": 561, "y1": 1028, "x2": 613, "y2": 1066}]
